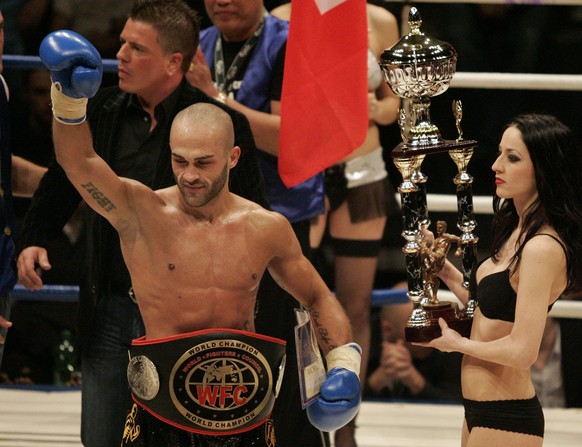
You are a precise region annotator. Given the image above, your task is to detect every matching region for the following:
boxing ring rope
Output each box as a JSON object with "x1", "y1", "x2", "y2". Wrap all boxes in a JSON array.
[
  {"x1": 389, "y1": 0, "x2": 582, "y2": 4},
  {"x1": 451, "y1": 72, "x2": 582, "y2": 91},
  {"x1": 7, "y1": 55, "x2": 582, "y2": 91}
]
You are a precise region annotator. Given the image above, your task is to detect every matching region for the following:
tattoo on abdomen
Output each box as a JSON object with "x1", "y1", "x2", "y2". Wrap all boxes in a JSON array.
[{"x1": 81, "y1": 181, "x2": 117, "y2": 212}]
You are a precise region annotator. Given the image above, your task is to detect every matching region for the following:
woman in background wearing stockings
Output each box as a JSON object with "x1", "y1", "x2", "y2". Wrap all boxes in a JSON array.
[{"x1": 272, "y1": 4, "x2": 401, "y2": 446}]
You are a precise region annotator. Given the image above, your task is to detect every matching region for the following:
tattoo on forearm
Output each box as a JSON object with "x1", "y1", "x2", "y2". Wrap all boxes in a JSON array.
[
  {"x1": 81, "y1": 181, "x2": 117, "y2": 212},
  {"x1": 308, "y1": 307, "x2": 335, "y2": 351}
]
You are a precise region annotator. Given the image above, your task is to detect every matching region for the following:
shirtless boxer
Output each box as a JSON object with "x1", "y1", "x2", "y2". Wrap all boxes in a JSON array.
[{"x1": 36, "y1": 30, "x2": 361, "y2": 446}]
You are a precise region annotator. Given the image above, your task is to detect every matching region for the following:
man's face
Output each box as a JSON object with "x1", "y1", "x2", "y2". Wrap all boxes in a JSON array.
[
  {"x1": 175, "y1": 157, "x2": 229, "y2": 209},
  {"x1": 0, "y1": 11, "x2": 5, "y2": 74},
  {"x1": 116, "y1": 19, "x2": 175, "y2": 97},
  {"x1": 170, "y1": 124, "x2": 232, "y2": 209},
  {"x1": 204, "y1": 0, "x2": 264, "y2": 42}
]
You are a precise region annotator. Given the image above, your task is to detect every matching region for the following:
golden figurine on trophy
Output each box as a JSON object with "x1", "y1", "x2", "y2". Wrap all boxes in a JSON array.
[{"x1": 379, "y1": 6, "x2": 478, "y2": 342}]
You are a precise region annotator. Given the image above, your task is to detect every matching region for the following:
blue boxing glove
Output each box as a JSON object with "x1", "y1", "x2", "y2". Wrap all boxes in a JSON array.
[
  {"x1": 39, "y1": 30, "x2": 102, "y2": 124},
  {"x1": 307, "y1": 342, "x2": 362, "y2": 432}
]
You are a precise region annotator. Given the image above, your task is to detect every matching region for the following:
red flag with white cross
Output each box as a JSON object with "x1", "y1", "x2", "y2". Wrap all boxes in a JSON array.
[{"x1": 279, "y1": 0, "x2": 368, "y2": 187}]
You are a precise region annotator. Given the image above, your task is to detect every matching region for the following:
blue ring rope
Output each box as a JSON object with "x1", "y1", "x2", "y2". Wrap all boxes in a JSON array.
[
  {"x1": 9, "y1": 284, "x2": 410, "y2": 306},
  {"x1": 3, "y1": 54, "x2": 118, "y2": 73}
]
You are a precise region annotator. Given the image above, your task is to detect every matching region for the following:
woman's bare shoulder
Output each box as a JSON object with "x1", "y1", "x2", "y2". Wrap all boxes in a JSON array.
[{"x1": 523, "y1": 231, "x2": 565, "y2": 257}]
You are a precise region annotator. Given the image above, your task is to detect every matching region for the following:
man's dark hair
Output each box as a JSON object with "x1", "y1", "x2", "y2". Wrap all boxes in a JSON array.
[{"x1": 130, "y1": 0, "x2": 200, "y2": 73}]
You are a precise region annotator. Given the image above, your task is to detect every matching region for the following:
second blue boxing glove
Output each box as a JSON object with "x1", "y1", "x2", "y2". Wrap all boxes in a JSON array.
[{"x1": 306, "y1": 343, "x2": 362, "y2": 432}]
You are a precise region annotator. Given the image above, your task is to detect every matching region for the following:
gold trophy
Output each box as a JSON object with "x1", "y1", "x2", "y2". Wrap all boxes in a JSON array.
[{"x1": 379, "y1": 7, "x2": 478, "y2": 342}]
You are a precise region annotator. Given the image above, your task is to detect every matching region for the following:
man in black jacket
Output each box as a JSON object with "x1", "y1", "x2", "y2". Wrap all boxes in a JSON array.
[{"x1": 17, "y1": 2, "x2": 267, "y2": 446}]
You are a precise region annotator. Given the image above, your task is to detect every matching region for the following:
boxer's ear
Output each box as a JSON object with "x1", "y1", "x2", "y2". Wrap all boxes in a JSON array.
[{"x1": 228, "y1": 146, "x2": 241, "y2": 169}]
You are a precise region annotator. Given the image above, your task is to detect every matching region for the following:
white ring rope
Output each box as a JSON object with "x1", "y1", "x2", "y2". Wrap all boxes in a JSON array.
[
  {"x1": 388, "y1": 0, "x2": 582, "y2": 7},
  {"x1": 451, "y1": 72, "x2": 582, "y2": 91},
  {"x1": 437, "y1": 290, "x2": 582, "y2": 319}
]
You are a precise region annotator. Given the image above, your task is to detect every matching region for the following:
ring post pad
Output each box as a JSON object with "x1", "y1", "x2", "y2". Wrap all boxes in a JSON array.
[{"x1": 128, "y1": 328, "x2": 286, "y2": 436}]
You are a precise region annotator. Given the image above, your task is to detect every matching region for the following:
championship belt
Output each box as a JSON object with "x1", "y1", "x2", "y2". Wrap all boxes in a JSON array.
[{"x1": 127, "y1": 328, "x2": 286, "y2": 436}]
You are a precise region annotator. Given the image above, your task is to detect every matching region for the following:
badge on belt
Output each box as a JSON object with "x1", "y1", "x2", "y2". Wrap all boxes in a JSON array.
[{"x1": 127, "y1": 329, "x2": 286, "y2": 435}]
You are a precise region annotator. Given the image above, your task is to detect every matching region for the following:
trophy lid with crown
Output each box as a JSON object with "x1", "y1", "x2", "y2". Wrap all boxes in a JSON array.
[{"x1": 379, "y1": 7, "x2": 459, "y2": 148}]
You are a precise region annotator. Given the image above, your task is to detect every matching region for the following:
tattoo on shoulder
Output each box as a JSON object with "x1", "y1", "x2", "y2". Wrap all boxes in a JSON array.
[
  {"x1": 81, "y1": 181, "x2": 117, "y2": 212},
  {"x1": 308, "y1": 307, "x2": 335, "y2": 351}
]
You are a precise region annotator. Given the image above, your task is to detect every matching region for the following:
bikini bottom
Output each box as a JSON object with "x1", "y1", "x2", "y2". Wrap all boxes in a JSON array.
[{"x1": 463, "y1": 396, "x2": 544, "y2": 438}]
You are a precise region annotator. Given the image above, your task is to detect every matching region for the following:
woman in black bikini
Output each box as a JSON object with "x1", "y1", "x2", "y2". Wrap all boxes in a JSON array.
[{"x1": 417, "y1": 114, "x2": 582, "y2": 446}]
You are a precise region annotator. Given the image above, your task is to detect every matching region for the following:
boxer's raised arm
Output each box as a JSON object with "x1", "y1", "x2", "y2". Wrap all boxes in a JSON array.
[{"x1": 40, "y1": 30, "x2": 138, "y2": 231}]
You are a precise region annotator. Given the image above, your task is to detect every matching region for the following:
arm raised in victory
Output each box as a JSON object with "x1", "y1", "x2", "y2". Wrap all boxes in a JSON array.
[{"x1": 40, "y1": 30, "x2": 148, "y2": 233}]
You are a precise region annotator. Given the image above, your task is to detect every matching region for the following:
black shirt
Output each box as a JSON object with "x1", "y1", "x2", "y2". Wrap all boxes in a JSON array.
[{"x1": 108, "y1": 87, "x2": 181, "y2": 291}]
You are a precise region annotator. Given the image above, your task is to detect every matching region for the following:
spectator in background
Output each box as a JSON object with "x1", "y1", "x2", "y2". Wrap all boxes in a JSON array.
[
  {"x1": 531, "y1": 316, "x2": 565, "y2": 408},
  {"x1": 557, "y1": 307, "x2": 582, "y2": 408},
  {"x1": 1, "y1": 0, "x2": 26, "y2": 91},
  {"x1": 186, "y1": 1, "x2": 328, "y2": 445},
  {"x1": 365, "y1": 295, "x2": 462, "y2": 403},
  {"x1": 10, "y1": 69, "x2": 53, "y2": 167},
  {"x1": 9, "y1": 67, "x2": 86, "y2": 285},
  {"x1": 17, "y1": 0, "x2": 55, "y2": 55},
  {"x1": 1, "y1": 67, "x2": 83, "y2": 385},
  {"x1": 271, "y1": 3, "x2": 401, "y2": 446},
  {"x1": 532, "y1": 303, "x2": 582, "y2": 409},
  {"x1": 0, "y1": 8, "x2": 47, "y2": 372},
  {"x1": 0, "y1": 1, "x2": 26, "y2": 55}
]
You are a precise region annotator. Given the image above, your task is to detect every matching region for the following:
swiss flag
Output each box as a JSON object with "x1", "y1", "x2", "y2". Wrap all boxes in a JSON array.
[{"x1": 279, "y1": 0, "x2": 368, "y2": 187}]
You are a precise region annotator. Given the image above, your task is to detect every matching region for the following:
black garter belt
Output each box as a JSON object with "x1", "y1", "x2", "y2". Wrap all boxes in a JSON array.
[
  {"x1": 463, "y1": 396, "x2": 544, "y2": 438},
  {"x1": 127, "y1": 328, "x2": 286, "y2": 436}
]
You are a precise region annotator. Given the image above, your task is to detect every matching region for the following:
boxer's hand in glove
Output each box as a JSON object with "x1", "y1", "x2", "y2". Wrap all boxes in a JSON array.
[
  {"x1": 39, "y1": 30, "x2": 103, "y2": 124},
  {"x1": 307, "y1": 343, "x2": 362, "y2": 432}
]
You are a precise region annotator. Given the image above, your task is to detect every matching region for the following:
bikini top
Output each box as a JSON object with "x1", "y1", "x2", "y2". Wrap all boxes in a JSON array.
[
  {"x1": 469, "y1": 234, "x2": 566, "y2": 323},
  {"x1": 368, "y1": 48, "x2": 383, "y2": 92}
]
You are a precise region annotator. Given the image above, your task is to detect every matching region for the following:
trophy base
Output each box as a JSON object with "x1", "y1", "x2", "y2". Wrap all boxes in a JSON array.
[{"x1": 405, "y1": 301, "x2": 472, "y2": 343}]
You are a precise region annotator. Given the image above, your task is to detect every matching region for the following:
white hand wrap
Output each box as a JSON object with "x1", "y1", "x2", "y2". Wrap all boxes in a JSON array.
[
  {"x1": 325, "y1": 343, "x2": 362, "y2": 376},
  {"x1": 50, "y1": 83, "x2": 87, "y2": 125}
]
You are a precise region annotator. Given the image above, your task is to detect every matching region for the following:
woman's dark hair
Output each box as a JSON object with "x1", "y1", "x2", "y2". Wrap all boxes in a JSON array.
[
  {"x1": 130, "y1": 0, "x2": 200, "y2": 73},
  {"x1": 491, "y1": 113, "x2": 582, "y2": 293}
]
